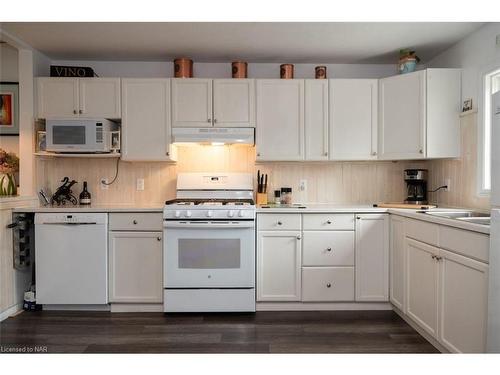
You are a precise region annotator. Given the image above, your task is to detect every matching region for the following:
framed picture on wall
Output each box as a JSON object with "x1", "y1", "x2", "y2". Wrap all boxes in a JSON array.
[{"x1": 0, "y1": 82, "x2": 20, "y2": 135}]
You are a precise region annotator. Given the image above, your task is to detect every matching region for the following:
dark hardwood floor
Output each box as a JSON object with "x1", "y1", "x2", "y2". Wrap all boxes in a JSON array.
[{"x1": 0, "y1": 310, "x2": 439, "y2": 353}]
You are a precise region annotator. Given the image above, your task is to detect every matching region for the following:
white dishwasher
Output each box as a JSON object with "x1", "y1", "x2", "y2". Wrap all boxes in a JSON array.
[{"x1": 35, "y1": 213, "x2": 108, "y2": 305}]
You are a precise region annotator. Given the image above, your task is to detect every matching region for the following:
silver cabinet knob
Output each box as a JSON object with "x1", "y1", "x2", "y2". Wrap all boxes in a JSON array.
[
  {"x1": 296, "y1": 235, "x2": 301, "y2": 240},
  {"x1": 324, "y1": 152, "x2": 328, "y2": 156},
  {"x1": 277, "y1": 221, "x2": 283, "y2": 225},
  {"x1": 133, "y1": 220, "x2": 138, "y2": 225},
  {"x1": 166, "y1": 151, "x2": 170, "y2": 156},
  {"x1": 79, "y1": 109, "x2": 83, "y2": 114},
  {"x1": 419, "y1": 149, "x2": 424, "y2": 154},
  {"x1": 157, "y1": 237, "x2": 161, "y2": 241},
  {"x1": 73, "y1": 110, "x2": 77, "y2": 114},
  {"x1": 356, "y1": 216, "x2": 361, "y2": 220},
  {"x1": 326, "y1": 247, "x2": 332, "y2": 252},
  {"x1": 371, "y1": 151, "x2": 377, "y2": 156},
  {"x1": 326, "y1": 283, "x2": 332, "y2": 288},
  {"x1": 326, "y1": 220, "x2": 332, "y2": 224},
  {"x1": 257, "y1": 153, "x2": 261, "y2": 157},
  {"x1": 207, "y1": 118, "x2": 212, "y2": 123}
]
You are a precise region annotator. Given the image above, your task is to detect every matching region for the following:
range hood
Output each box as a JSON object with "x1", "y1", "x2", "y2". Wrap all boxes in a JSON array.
[{"x1": 172, "y1": 127, "x2": 254, "y2": 145}]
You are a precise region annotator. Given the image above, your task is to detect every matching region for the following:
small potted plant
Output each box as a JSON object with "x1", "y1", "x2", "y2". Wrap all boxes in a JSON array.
[
  {"x1": 399, "y1": 49, "x2": 421, "y2": 74},
  {"x1": 0, "y1": 148, "x2": 19, "y2": 196}
]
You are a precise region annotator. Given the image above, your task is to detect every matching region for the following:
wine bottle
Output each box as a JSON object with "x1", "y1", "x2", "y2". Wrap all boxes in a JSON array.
[{"x1": 79, "y1": 181, "x2": 91, "y2": 205}]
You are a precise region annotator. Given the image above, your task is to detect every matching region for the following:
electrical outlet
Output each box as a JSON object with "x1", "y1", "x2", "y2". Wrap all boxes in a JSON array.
[
  {"x1": 100, "y1": 178, "x2": 109, "y2": 190},
  {"x1": 444, "y1": 178, "x2": 451, "y2": 192},
  {"x1": 299, "y1": 179, "x2": 307, "y2": 192},
  {"x1": 136, "y1": 178, "x2": 145, "y2": 191}
]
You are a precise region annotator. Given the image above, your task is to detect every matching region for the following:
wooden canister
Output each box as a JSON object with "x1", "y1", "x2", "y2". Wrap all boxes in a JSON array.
[
  {"x1": 174, "y1": 58, "x2": 193, "y2": 78},
  {"x1": 315, "y1": 66, "x2": 327, "y2": 79},
  {"x1": 280, "y1": 64, "x2": 294, "y2": 79},
  {"x1": 232, "y1": 61, "x2": 248, "y2": 78}
]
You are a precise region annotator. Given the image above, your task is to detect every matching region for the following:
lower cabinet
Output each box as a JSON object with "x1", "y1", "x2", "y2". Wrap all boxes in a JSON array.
[
  {"x1": 390, "y1": 215, "x2": 406, "y2": 310},
  {"x1": 302, "y1": 267, "x2": 354, "y2": 301},
  {"x1": 108, "y1": 231, "x2": 163, "y2": 303},
  {"x1": 257, "y1": 230, "x2": 302, "y2": 301},
  {"x1": 355, "y1": 214, "x2": 389, "y2": 301},
  {"x1": 439, "y1": 249, "x2": 489, "y2": 353}
]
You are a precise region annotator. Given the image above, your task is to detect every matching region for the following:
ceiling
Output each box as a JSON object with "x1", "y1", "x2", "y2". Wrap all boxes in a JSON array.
[{"x1": 1, "y1": 22, "x2": 485, "y2": 63}]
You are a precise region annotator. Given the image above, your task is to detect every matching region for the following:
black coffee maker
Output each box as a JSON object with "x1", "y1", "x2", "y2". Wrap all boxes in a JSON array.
[{"x1": 404, "y1": 169, "x2": 428, "y2": 205}]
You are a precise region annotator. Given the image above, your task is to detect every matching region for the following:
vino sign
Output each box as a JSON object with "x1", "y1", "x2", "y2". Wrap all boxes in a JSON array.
[{"x1": 50, "y1": 65, "x2": 96, "y2": 77}]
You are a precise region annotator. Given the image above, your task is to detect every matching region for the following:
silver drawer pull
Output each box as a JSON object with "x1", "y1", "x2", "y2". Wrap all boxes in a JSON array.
[
  {"x1": 133, "y1": 220, "x2": 138, "y2": 225},
  {"x1": 277, "y1": 221, "x2": 283, "y2": 225},
  {"x1": 326, "y1": 283, "x2": 332, "y2": 288},
  {"x1": 326, "y1": 220, "x2": 332, "y2": 224},
  {"x1": 296, "y1": 235, "x2": 301, "y2": 240},
  {"x1": 326, "y1": 247, "x2": 332, "y2": 252},
  {"x1": 157, "y1": 237, "x2": 162, "y2": 241}
]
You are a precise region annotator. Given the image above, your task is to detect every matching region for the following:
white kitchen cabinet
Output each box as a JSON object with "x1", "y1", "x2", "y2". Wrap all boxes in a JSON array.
[
  {"x1": 36, "y1": 77, "x2": 121, "y2": 119},
  {"x1": 355, "y1": 214, "x2": 389, "y2": 302},
  {"x1": 37, "y1": 77, "x2": 79, "y2": 118},
  {"x1": 330, "y1": 79, "x2": 378, "y2": 160},
  {"x1": 438, "y1": 249, "x2": 489, "y2": 353},
  {"x1": 213, "y1": 79, "x2": 255, "y2": 127},
  {"x1": 79, "y1": 78, "x2": 121, "y2": 118},
  {"x1": 390, "y1": 215, "x2": 406, "y2": 311},
  {"x1": 121, "y1": 78, "x2": 175, "y2": 161},
  {"x1": 302, "y1": 267, "x2": 355, "y2": 302},
  {"x1": 305, "y1": 79, "x2": 329, "y2": 160},
  {"x1": 257, "y1": 230, "x2": 302, "y2": 301},
  {"x1": 406, "y1": 238, "x2": 440, "y2": 338},
  {"x1": 109, "y1": 231, "x2": 163, "y2": 303},
  {"x1": 378, "y1": 69, "x2": 460, "y2": 160},
  {"x1": 256, "y1": 79, "x2": 305, "y2": 161},
  {"x1": 171, "y1": 78, "x2": 213, "y2": 127}
]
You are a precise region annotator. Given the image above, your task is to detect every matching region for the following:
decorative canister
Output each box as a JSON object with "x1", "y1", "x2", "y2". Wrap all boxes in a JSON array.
[
  {"x1": 280, "y1": 64, "x2": 294, "y2": 79},
  {"x1": 174, "y1": 58, "x2": 193, "y2": 78},
  {"x1": 315, "y1": 66, "x2": 327, "y2": 79},
  {"x1": 232, "y1": 61, "x2": 248, "y2": 78}
]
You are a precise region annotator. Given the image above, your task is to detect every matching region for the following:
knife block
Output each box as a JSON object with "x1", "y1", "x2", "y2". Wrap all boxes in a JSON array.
[{"x1": 256, "y1": 193, "x2": 268, "y2": 205}]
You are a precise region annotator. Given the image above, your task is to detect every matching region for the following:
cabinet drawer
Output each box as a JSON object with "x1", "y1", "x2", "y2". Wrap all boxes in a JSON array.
[
  {"x1": 109, "y1": 213, "x2": 163, "y2": 231},
  {"x1": 303, "y1": 214, "x2": 355, "y2": 230},
  {"x1": 302, "y1": 267, "x2": 355, "y2": 301},
  {"x1": 302, "y1": 231, "x2": 354, "y2": 266},
  {"x1": 257, "y1": 214, "x2": 301, "y2": 231},
  {"x1": 439, "y1": 226, "x2": 489, "y2": 263},
  {"x1": 405, "y1": 218, "x2": 439, "y2": 246}
]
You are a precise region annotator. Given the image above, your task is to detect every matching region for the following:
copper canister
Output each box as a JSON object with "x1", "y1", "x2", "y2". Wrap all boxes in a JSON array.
[
  {"x1": 232, "y1": 61, "x2": 248, "y2": 78},
  {"x1": 315, "y1": 66, "x2": 327, "y2": 79},
  {"x1": 280, "y1": 64, "x2": 294, "y2": 79},
  {"x1": 174, "y1": 58, "x2": 193, "y2": 78}
]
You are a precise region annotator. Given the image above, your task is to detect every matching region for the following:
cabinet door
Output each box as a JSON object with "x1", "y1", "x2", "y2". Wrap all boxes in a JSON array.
[
  {"x1": 109, "y1": 231, "x2": 163, "y2": 303},
  {"x1": 438, "y1": 249, "x2": 489, "y2": 353},
  {"x1": 79, "y1": 78, "x2": 121, "y2": 118},
  {"x1": 406, "y1": 238, "x2": 439, "y2": 337},
  {"x1": 355, "y1": 214, "x2": 389, "y2": 301},
  {"x1": 379, "y1": 70, "x2": 426, "y2": 159},
  {"x1": 330, "y1": 79, "x2": 378, "y2": 160},
  {"x1": 171, "y1": 78, "x2": 213, "y2": 127},
  {"x1": 390, "y1": 215, "x2": 406, "y2": 311},
  {"x1": 305, "y1": 79, "x2": 329, "y2": 160},
  {"x1": 213, "y1": 79, "x2": 255, "y2": 127},
  {"x1": 256, "y1": 80, "x2": 305, "y2": 161},
  {"x1": 121, "y1": 79, "x2": 173, "y2": 161},
  {"x1": 36, "y1": 77, "x2": 79, "y2": 118},
  {"x1": 257, "y1": 231, "x2": 302, "y2": 301}
]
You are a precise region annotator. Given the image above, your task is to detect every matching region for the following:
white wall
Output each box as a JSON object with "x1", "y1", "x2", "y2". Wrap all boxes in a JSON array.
[
  {"x1": 0, "y1": 43, "x2": 20, "y2": 155},
  {"x1": 428, "y1": 23, "x2": 500, "y2": 105},
  {"x1": 50, "y1": 60, "x2": 397, "y2": 79}
]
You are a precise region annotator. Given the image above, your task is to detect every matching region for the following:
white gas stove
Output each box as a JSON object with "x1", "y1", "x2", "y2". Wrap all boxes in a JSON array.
[{"x1": 163, "y1": 173, "x2": 256, "y2": 313}]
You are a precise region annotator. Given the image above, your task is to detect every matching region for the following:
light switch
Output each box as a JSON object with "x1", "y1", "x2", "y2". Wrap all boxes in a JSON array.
[{"x1": 136, "y1": 178, "x2": 145, "y2": 191}]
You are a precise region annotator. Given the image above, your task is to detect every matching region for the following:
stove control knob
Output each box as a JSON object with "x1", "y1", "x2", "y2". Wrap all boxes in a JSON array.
[
  {"x1": 174, "y1": 210, "x2": 181, "y2": 218},
  {"x1": 207, "y1": 210, "x2": 213, "y2": 218},
  {"x1": 238, "y1": 210, "x2": 245, "y2": 218},
  {"x1": 185, "y1": 211, "x2": 192, "y2": 218},
  {"x1": 227, "y1": 210, "x2": 235, "y2": 218}
]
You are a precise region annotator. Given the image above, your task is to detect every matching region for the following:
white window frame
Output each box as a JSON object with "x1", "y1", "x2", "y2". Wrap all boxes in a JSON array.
[{"x1": 477, "y1": 65, "x2": 500, "y2": 197}]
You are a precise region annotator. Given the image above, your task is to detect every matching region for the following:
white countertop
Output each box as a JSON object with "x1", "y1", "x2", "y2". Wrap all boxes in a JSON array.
[
  {"x1": 257, "y1": 204, "x2": 490, "y2": 234},
  {"x1": 13, "y1": 204, "x2": 164, "y2": 213}
]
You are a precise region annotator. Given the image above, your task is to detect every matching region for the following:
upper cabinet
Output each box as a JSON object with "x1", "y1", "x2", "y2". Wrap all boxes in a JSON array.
[
  {"x1": 378, "y1": 69, "x2": 461, "y2": 160},
  {"x1": 256, "y1": 79, "x2": 305, "y2": 161},
  {"x1": 36, "y1": 77, "x2": 121, "y2": 119},
  {"x1": 305, "y1": 79, "x2": 329, "y2": 161},
  {"x1": 330, "y1": 79, "x2": 378, "y2": 160},
  {"x1": 171, "y1": 78, "x2": 255, "y2": 128},
  {"x1": 121, "y1": 78, "x2": 175, "y2": 162}
]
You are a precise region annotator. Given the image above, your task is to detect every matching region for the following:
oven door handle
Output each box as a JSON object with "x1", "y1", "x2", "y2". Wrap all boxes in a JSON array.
[{"x1": 164, "y1": 221, "x2": 255, "y2": 229}]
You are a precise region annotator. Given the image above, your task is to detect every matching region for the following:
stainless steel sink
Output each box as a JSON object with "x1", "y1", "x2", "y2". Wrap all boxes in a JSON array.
[{"x1": 420, "y1": 211, "x2": 490, "y2": 225}]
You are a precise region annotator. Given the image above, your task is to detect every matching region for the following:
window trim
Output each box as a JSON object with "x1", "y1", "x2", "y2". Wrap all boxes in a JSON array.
[{"x1": 477, "y1": 64, "x2": 500, "y2": 197}]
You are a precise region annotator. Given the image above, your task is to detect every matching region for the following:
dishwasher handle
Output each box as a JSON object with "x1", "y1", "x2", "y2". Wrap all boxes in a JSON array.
[{"x1": 40, "y1": 222, "x2": 99, "y2": 225}]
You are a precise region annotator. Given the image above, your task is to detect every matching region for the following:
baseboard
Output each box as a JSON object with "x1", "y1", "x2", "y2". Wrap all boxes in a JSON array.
[
  {"x1": 392, "y1": 306, "x2": 449, "y2": 353},
  {"x1": 0, "y1": 303, "x2": 23, "y2": 322},
  {"x1": 256, "y1": 302, "x2": 392, "y2": 311},
  {"x1": 43, "y1": 304, "x2": 111, "y2": 311},
  {"x1": 110, "y1": 303, "x2": 163, "y2": 312}
]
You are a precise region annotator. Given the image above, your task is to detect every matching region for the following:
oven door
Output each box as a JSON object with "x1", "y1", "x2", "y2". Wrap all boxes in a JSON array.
[{"x1": 164, "y1": 220, "x2": 255, "y2": 288}]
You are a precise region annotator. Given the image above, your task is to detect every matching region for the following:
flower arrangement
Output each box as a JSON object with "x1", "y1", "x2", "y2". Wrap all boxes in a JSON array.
[{"x1": 0, "y1": 148, "x2": 19, "y2": 196}]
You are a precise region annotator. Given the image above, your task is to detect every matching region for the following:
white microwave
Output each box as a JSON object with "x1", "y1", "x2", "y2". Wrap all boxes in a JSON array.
[{"x1": 46, "y1": 119, "x2": 118, "y2": 153}]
